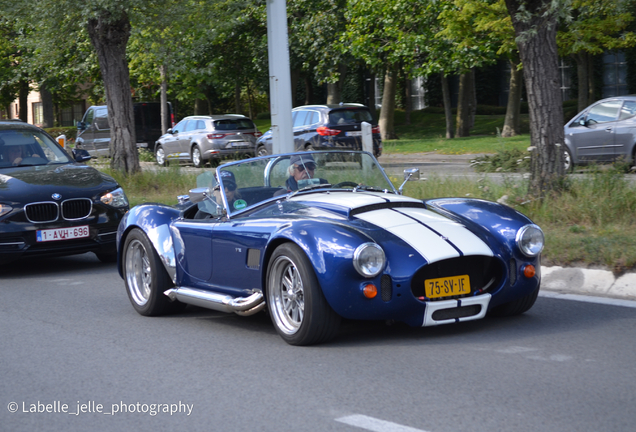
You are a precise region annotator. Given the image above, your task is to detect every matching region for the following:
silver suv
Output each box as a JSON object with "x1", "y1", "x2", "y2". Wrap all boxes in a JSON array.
[{"x1": 155, "y1": 115, "x2": 262, "y2": 167}]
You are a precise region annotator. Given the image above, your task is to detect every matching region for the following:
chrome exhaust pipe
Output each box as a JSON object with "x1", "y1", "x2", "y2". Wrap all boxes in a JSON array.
[{"x1": 164, "y1": 287, "x2": 264, "y2": 315}]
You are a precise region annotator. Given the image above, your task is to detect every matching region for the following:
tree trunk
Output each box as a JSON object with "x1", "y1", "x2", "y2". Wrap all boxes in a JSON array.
[
  {"x1": 404, "y1": 76, "x2": 411, "y2": 125},
  {"x1": 304, "y1": 75, "x2": 313, "y2": 105},
  {"x1": 379, "y1": 68, "x2": 398, "y2": 140},
  {"x1": 587, "y1": 54, "x2": 595, "y2": 104},
  {"x1": 159, "y1": 64, "x2": 169, "y2": 134},
  {"x1": 86, "y1": 11, "x2": 139, "y2": 174},
  {"x1": 290, "y1": 68, "x2": 300, "y2": 107},
  {"x1": 456, "y1": 71, "x2": 473, "y2": 137},
  {"x1": 502, "y1": 59, "x2": 523, "y2": 137},
  {"x1": 441, "y1": 73, "x2": 454, "y2": 139},
  {"x1": 505, "y1": 0, "x2": 565, "y2": 197},
  {"x1": 326, "y1": 64, "x2": 347, "y2": 105},
  {"x1": 234, "y1": 81, "x2": 242, "y2": 114},
  {"x1": 367, "y1": 72, "x2": 377, "y2": 120},
  {"x1": 40, "y1": 82, "x2": 55, "y2": 128},
  {"x1": 575, "y1": 52, "x2": 589, "y2": 112},
  {"x1": 194, "y1": 98, "x2": 206, "y2": 115},
  {"x1": 19, "y1": 80, "x2": 28, "y2": 122}
]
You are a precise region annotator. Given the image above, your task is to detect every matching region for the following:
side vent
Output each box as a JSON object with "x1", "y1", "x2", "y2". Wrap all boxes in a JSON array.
[
  {"x1": 381, "y1": 275, "x2": 392, "y2": 302},
  {"x1": 247, "y1": 249, "x2": 261, "y2": 270}
]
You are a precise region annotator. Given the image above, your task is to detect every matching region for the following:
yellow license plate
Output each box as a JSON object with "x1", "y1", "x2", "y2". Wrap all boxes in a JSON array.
[{"x1": 424, "y1": 275, "x2": 471, "y2": 299}]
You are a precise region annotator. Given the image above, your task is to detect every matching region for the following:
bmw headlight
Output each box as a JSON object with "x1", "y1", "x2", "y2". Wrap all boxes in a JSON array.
[
  {"x1": 353, "y1": 243, "x2": 386, "y2": 278},
  {"x1": 516, "y1": 224, "x2": 544, "y2": 257},
  {"x1": 0, "y1": 204, "x2": 12, "y2": 218},
  {"x1": 100, "y1": 187, "x2": 129, "y2": 208}
]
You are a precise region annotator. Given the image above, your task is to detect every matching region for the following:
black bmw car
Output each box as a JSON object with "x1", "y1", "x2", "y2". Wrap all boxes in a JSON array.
[{"x1": 0, "y1": 120, "x2": 129, "y2": 265}]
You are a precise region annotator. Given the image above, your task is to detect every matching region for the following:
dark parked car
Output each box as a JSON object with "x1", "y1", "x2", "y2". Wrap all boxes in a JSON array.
[
  {"x1": 256, "y1": 104, "x2": 383, "y2": 157},
  {"x1": 117, "y1": 150, "x2": 543, "y2": 346},
  {"x1": 76, "y1": 102, "x2": 174, "y2": 156},
  {"x1": 154, "y1": 115, "x2": 262, "y2": 168},
  {"x1": 0, "y1": 120, "x2": 129, "y2": 264},
  {"x1": 563, "y1": 96, "x2": 636, "y2": 171}
]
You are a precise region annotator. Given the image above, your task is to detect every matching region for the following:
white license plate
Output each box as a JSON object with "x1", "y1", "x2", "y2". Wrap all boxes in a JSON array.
[
  {"x1": 36, "y1": 226, "x2": 90, "y2": 242},
  {"x1": 230, "y1": 141, "x2": 250, "y2": 147},
  {"x1": 345, "y1": 131, "x2": 362, "y2": 137}
]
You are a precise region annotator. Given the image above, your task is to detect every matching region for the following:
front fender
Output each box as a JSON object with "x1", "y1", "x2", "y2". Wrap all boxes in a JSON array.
[{"x1": 116, "y1": 203, "x2": 182, "y2": 282}]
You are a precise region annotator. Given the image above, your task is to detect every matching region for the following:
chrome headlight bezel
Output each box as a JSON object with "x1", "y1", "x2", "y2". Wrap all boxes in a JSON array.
[
  {"x1": 100, "y1": 187, "x2": 129, "y2": 208},
  {"x1": 516, "y1": 224, "x2": 544, "y2": 257},
  {"x1": 353, "y1": 243, "x2": 386, "y2": 278}
]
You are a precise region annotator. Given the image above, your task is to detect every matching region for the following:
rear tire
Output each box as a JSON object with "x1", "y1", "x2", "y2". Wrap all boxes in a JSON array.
[{"x1": 192, "y1": 145, "x2": 204, "y2": 168}]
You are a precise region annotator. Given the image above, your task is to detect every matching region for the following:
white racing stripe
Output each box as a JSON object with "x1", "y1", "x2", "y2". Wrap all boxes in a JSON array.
[
  {"x1": 356, "y1": 208, "x2": 492, "y2": 263},
  {"x1": 397, "y1": 207, "x2": 493, "y2": 258},
  {"x1": 356, "y1": 210, "x2": 459, "y2": 262},
  {"x1": 335, "y1": 414, "x2": 430, "y2": 432},
  {"x1": 289, "y1": 192, "x2": 387, "y2": 207}
]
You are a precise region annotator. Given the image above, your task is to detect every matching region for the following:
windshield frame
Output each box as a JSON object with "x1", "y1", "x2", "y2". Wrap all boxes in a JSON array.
[{"x1": 214, "y1": 150, "x2": 396, "y2": 218}]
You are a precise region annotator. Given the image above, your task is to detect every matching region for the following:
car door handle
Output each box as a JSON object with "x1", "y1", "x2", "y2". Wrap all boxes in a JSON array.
[{"x1": 605, "y1": 127, "x2": 612, "y2": 132}]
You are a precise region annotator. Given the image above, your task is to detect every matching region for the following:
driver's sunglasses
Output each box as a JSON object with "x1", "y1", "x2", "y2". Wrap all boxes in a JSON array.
[
  {"x1": 296, "y1": 163, "x2": 316, "y2": 172},
  {"x1": 224, "y1": 183, "x2": 237, "y2": 192}
]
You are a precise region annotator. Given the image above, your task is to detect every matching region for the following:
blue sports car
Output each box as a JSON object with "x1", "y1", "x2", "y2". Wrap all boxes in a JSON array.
[{"x1": 117, "y1": 150, "x2": 544, "y2": 345}]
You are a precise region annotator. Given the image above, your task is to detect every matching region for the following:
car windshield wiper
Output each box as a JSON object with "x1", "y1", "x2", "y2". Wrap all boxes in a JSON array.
[{"x1": 288, "y1": 183, "x2": 332, "y2": 199}]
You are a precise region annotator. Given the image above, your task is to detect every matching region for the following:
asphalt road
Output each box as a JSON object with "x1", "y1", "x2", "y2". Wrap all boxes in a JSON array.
[{"x1": 1, "y1": 253, "x2": 635, "y2": 432}]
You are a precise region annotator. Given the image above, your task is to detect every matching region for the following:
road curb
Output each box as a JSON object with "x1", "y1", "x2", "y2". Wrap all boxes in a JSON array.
[{"x1": 542, "y1": 266, "x2": 636, "y2": 300}]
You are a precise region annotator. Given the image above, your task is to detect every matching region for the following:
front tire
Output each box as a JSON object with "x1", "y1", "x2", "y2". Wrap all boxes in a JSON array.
[
  {"x1": 155, "y1": 145, "x2": 167, "y2": 167},
  {"x1": 256, "y1": 145, "x2": 269, "y2": 157},
  {"x1": 488, "y1": 286, "x2": 540, "y2": 317},
  {"x1": 266, "y1": 243, "x2": 340, "y2": 345},
  {"x1": 122, "y1": 228, "x2": 184, "y2": 316},
  {"x1": 564, "y1": 147, "x2": 573, "y2": 173}
]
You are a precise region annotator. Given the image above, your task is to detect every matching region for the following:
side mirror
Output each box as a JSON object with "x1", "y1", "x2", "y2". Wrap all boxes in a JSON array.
[
  {"x1": 398, "y1": 168, "x2": 420, "y2": 195},
  {"x1": 579, "y1": 118, "x2": 587, "y2": 127},
  {"x1": 77, "y1": 121, "x2": 86, "y2": 131},
  {"x1": 72, "y1": 148, "x2": 92, "y2": 162},
  {"x1": 168, "y1": 128, "x2": 175, "y2": 134},
  {"x1": 188, "y1": 187, "x2": 211, "y2": 204}
]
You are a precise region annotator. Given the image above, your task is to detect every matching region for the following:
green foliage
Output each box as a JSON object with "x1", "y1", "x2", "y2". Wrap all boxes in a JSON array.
[{"x1": 471, "y1": 148, "x2": 531, "y2": 172}]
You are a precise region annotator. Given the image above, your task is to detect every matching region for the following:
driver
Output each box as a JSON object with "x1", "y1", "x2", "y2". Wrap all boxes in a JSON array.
[
  {"x1": 280, "y1": 154, "x2": 329, "y2": 193},
  {"x1": 214, "y1": 170, "x2": 246, "y2": 211}
]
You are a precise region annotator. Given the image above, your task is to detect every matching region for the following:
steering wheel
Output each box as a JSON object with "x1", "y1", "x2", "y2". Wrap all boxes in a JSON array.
[{"x1": 332, "y1": 181, "x2": 358, "y2": 188}]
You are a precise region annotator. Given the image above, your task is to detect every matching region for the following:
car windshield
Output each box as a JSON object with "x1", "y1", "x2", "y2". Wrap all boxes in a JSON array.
[
  {"x1": 0, "y1": 129, "x2": 71, "y2": 168},
  {"x1": 214, "y1": 150, "x2": 396, "y2": 216}
]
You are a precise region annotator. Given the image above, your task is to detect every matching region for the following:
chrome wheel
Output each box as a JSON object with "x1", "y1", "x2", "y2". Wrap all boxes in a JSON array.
[
  {"x1": 192, "y1": 146, "x2": 203, "y2": 168},
  {"x1": 266, "y1": 243, "x2": 340, "y2": 345},
  {"x1": 125, "y1": 238, "x2": 151, "y2": 307},
  {"x1": 268, "y1": 255, "x2": 304, "y2": 335},
  {"x1": 257, "y1": 145, "x2": 269, "y2": 157},
  {"x1": 564, "y1": 148, "x2": 573, "y2": 172},
  {"x1": 156, "y1": 145, "x2": 166, "y2": 166}
]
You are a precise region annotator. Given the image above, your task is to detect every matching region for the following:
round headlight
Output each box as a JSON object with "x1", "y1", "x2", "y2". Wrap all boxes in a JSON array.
[
  {"x1": 353, "y1": 243, "x2": 386, "y2": 278},
  {"x1": 516, "y1": 224, "x2": 544, "y2": 257}
]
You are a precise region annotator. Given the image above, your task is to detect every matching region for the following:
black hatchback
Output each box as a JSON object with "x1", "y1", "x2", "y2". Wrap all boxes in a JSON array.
[
  {"x1": 0, "y1": 120, "x2": 129, "y2": 264},
  {"x1": 256, "y1": 104, "x2": 382, "y2": 157}
]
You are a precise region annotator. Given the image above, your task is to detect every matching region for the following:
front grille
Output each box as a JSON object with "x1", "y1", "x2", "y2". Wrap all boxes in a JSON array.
[
  {"x1": 62, "y1": 198, "x2": 92, "y2": 220},
  {"x1": 411, "y1": 255, "x2": 504, "y2": 301},
  {"x1": 25, "y1": 202, "x2": 59, "y2": 223}
]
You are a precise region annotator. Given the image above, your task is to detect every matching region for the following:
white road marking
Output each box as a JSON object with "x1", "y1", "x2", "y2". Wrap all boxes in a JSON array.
[
  {"x1": 335, "y1": 414, "x2": 429, "y2": 432},
  {"x1": 539, "y1": 290, "x2": 636, "y2": 308}
]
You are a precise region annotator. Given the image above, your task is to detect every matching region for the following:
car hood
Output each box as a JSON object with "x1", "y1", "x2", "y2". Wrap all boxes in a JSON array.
[
  {"x1": 0, "y1": 163, "x2": 119, "y2": 203},
  {"x1": 288, "y1": 192, "x2": 494, "y2": 263}
]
